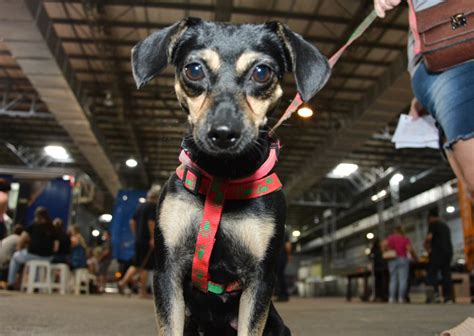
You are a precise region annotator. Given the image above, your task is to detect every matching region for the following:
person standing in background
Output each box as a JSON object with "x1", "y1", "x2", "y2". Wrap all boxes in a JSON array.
[
  {"x1": 424, "y1": 208, "x2": 453, "y2": 303},
  {"x1": 384, "y1": 226, "x2": 418, "y2": 303},
  {"x1": 118, "y1": 186, "x2": 160, "y2": 298}
]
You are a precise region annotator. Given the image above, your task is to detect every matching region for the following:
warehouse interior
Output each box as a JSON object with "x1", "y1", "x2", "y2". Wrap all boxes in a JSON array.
[{"x1": 0, "y1": 1, "x2": 473, "y2": 335}]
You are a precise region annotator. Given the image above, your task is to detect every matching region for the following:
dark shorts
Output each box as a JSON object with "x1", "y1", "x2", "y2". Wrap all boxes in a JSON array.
[{"x1": 133, "y1": 243, "x2": 154, "y2": 270}]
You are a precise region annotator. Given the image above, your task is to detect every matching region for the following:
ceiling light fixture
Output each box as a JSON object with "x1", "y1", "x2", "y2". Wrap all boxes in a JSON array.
[
  {"x1": 92, "y1": 229, "x2": 100, "y2": 237},
  {"x1": 292, "y1": 230, "x2": 301, "y2": 237},
  {"x1": 126, "y1": 158, "x2": 138, "y2": 168},
  {"x1": 446, "y1": 205, "x2": 455, "y2": 214},
  {"x1": 366, "y1": 232, "x2": 375, "y2": 240},
  {"x1": 44, "y1": 145, "x2": 69, "y2": 160},
  {"x1": 297, "y1": 106, "x2": 313, "y2": 118},
  {"x1": 99, "y1": 214, "x2": 112, "y2": 222},
  {"x1": 328, "y1": 163, "x2": 359, "y2": 178},
  {"x1": 139, "y1": 197, "x2": 146, "y2": 203}
]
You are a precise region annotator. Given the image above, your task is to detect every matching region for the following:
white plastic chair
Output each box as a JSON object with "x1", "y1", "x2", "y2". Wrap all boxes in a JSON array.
[
  {"x1": 21, "y1": 260, "x2": 52, "y2": 294},
  {"x1": 74, "y1": 268, "x2": 96, "y2": 295},
  {"x1": 50, "y1": 263, "x2": 70, "y2": 294}
]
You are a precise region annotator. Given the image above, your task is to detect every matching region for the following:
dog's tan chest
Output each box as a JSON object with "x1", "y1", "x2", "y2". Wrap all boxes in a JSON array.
[
  {"x1": 158, "y1": 194, "x2": 201, "y2": 248},
  {"x1": 220, "y1": 214, "x2": 275, "y2": 261},
  {"x1": 159, "y1": 193, "x2": 275, "y2": 260}
]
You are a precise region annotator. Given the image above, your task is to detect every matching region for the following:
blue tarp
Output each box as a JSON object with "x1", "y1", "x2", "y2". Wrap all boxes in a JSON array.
[
  {"x1": 110, "y1": 189, "x2": 146, "y2": 261},
  {"x1": 26, "y1": 178, "x2": 72, "y2": 227}
]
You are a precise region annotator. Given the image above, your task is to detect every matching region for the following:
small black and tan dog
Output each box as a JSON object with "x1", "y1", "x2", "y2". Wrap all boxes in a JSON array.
[{"x1": 131, "y1": 18, "x2": 330, "y2": 336}]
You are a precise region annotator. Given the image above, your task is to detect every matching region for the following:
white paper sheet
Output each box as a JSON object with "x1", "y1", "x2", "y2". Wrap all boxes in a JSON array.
[{"x1": 391, "y1": 114, "x2": 439, "y2": 149}]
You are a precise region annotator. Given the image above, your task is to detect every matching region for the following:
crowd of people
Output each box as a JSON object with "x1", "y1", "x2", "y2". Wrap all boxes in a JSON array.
[
  {"x1": 369, "y1": 208, "x2": 454, "y2": 304},
  {"x1": 0, "y1": 206, "x2": 112, "y2": 293}
]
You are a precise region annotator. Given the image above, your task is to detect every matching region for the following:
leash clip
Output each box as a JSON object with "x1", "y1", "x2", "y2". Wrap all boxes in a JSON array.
[{"x1": 182, "y1": 166, "x2": 202, "y2": 195}]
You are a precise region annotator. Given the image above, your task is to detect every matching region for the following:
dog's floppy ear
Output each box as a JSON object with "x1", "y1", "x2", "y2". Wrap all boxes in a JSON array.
[
  {"x1": 268, "y1": 22, "x2": 331, "y2": 102},
  {"x1": 131, "y1": 18, "x2": 202, "y2": 89}
]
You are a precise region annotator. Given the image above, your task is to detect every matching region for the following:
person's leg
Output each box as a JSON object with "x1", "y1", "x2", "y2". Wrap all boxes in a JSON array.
[
  {"x1": 398, "y1": 259, "x2": 410, "y2": 303},
  {"x1": 7, "y1": 249, "x2": 29, "y2": 285},
  {"x1": 139, "y1": 269, "x2": 149, "y2": 298},
  {"x1": 450, "y1": 139, "x2": 474, "y2": 199},
  {"x1": 388, "y1": 259, "x2": 398, "y2": 303},
  {"x1": 118, "y1": 265, "x2": 137, "y2": 288},
  {"x1": 440, "y1": 260, "x2": 453, "y2": 302}
]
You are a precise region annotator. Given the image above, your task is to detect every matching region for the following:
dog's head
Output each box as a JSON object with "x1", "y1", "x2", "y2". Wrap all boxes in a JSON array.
[{"x1": 132, "y1": 18, "x2": 330, "y2": 156}]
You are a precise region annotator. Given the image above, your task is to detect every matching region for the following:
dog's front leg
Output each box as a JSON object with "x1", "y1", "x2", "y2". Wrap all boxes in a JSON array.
[
  {"x1": 237, "y1": 272, "x2": 274, "y2": 336},
  {"x1": 153, "y1": 269, "x2": 185, "y2": 336}
]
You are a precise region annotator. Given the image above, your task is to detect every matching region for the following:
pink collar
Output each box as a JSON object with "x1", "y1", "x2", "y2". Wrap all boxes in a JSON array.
[{"x1": 178, "y1": 141, "x2": 280, "y2": 184}]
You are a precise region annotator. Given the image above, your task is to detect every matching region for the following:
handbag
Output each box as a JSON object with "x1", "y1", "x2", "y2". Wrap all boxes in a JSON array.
[
  {"x1": 409, "y1": 0, "x2": 474, "y2": 72},
  {"x1": 382, "y1": 250, "x2": 397, "y2": 260}
]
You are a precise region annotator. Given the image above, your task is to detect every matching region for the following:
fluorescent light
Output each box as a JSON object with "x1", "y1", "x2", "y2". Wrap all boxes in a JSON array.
[
  {"x1": 297, "y1": 107, "x2": 313, "y2": 118},
  {"x1": 366, "y1": 232, "x2": 374, "y2": 240},
  {"x1": 371, "y1": 189, "x2": 387, "y2": 202},
  {"x1": 292, "y1": 230, "x2": 301, "y2": 237},
  {"x1": 44, "y1": 145, "x2": 69, "y2": 160},
  {"x1": 126, "y1": 158, "x2": 138, "y2": 168},
  {"x1": 99, "y1": 214, "x2": 112, "y2": 222},
  {"x1": 139, "y1": 197, "x2": 146, "y2": 203},
  {"x1": 92, "y1": 229, "x2": 100, "y2": 237},
  {"x1": 446, "y1": 205, "x2": 455, "y2": 214},
  {"x1": 390, "y1": 173, "x2": 404, "y2": 186},
  {"x1": 328, "y1": 163, "x2": 358, "y2": 178}
]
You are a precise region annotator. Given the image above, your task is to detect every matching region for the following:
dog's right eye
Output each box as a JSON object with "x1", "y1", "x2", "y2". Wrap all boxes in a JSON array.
[{"x1": 184, "y1": 63, "x2": 205, "y2": 81}]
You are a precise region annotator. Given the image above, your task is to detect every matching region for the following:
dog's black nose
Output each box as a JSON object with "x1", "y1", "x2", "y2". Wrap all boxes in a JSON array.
[{"x1": 208, "y1": 125, "x2": 240, "y2": 149}]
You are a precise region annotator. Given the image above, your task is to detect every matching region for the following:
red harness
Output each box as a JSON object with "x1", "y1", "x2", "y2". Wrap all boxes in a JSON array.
[{"x1": 175, "y1": 142, "x2": 282, "y2": 294}]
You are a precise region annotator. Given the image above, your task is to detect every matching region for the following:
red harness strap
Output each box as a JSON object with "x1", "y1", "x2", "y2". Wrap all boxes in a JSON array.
[{"x1": 175, "y1": 144, "x2": 282, "y2": 294}]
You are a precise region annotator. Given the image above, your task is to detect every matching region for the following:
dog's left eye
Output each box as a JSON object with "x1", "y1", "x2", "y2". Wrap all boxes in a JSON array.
[
  {"x1": 184, "y1": 63, "x2": 205, "y2": 81},
  {"x1": 251, "y1": 65, "x2": 273, "y2": 83}
]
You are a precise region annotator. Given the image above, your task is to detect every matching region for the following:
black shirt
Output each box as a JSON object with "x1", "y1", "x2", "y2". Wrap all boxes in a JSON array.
[
  {"x1": 56, "y1": 231, "x2": 71, "y2": 255},
  {"x1": 26, "y1": 224, "x2": 57, "y2": 257},
  {"x1": 428, "y1": 220, "x2": 453, "y2": 259},
  {"x1": 132, "y1": 201, "x2": 157, "y2": 245}
]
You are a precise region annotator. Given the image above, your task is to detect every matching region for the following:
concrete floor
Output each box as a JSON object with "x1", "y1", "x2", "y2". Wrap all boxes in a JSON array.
[{"x1": 0, "y1": 292, "x2": 473, "y2": 336}]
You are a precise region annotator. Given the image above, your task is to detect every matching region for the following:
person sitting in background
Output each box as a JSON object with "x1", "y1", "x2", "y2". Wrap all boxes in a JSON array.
[
  {"x1": 7, "y1": 207, "x2": 58, "y2": 289},
  {"x1": 383, "y1": 226, "x2": 418, "y2": 303},
  {"x1": 424, "y1": 208, "x2": 453, "y2": 303},
  {"x1": 87, "y1": 247, "x2": 100, "y2": 275},
  {"x1": 0, "y1": 225, "x2": 23, "y2": 285},
  {"x1": 69, "y1": 225, "x2": 88, "y2": 270},
  {"x1": 51, "y1": 218, "x2": 71, "y2": 264}
]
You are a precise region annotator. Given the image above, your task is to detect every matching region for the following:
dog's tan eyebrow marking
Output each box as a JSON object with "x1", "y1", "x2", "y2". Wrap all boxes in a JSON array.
[
  {"x1": 197, "y1": 49, "x2": 221, "y2": 73},
  {"x1": 235, "y1": 51, "x2": 264, "y2": 75}
]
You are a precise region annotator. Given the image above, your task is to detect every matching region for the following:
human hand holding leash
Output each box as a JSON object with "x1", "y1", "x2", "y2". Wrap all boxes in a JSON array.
[{"x1": 374, "y1": 0, "x2": 402, "y2": 18}]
